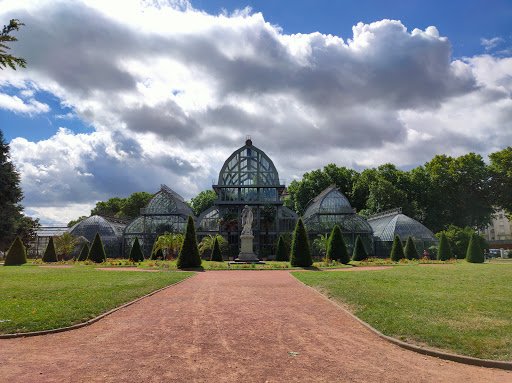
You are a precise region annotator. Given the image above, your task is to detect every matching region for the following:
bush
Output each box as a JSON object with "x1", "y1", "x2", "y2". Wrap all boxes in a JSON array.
[
  {"x1": 4, "y1": 237, "x2": 27, "y2": 265},
  {"x1": 352, "y1": 235, "x2": 367, "y2": 261},
  {"x1": 404, "y1": 235, "x2": 420, "y2": 260},
  {"x1": 88, "y1": 232, "x2": 107, "y2": 263},
  {"x1": 437, "y1": 232, "x2": 452, "y2": 261},
  {"x1": 42, "y1": 236, "x2": 58, "y2": 263},
  {"x1": 436, "y1": 225, "x2": 488, "y2": 259},
  {"x1": 177, "y1": 216, "x2": 202, "y2": 269},
  {"x1": 275, "y1": 235, "x2": 289, "y2": 262},
  {"x1": 326, "y1": 224, "x2": 349, "y2": 264},
  {"x1": 78, "y1": 243, "x2": 89, "y2": 261},
  {"x1": 211, "y1": 237, "x2": 223, "y2": 262},
  {"x1": 290, "y1": 218, "x2": 312, "y2": 267},
  {"x1": 129, "y1": 237, "x2": 144, "y2": 262},
  {"x1": 390, "y1": 235, "x2": 405, "y2": 261},
  {"x1": 466, "y1": 232, "x2": 484, "y2": 263}
]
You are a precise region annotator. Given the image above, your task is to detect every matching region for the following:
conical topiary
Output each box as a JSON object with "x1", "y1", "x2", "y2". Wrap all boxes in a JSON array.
[
  {"x1": 466, "y1": 232, "x2": 484, "y2": 263},
  {"x1": 404, "y1": 235, "x2": 420, "y2": 260},
  {"x1": 42, "y1": 236, "x2": 58, "y2": 263},
  {"x1": 211, "y1": 237, "x2": 223, "y2": 262},
  {"x1": 88, "y1": 232, "x2": 107, "y2": 263},
  {"x1": 151, "y1": 248, "x2": 163, "y2": 260},
  {"x1": 177, "y1": 216, "x2": 202, "y2": 269},
  {"x1": 4, "y1": 237, "x2": 27, "y2": 266},
  {"x1": 437, "y1": 232, "x2": 452, "y2": 261},
  {"x1": 129, "y1": 237, "x2": 144, "y2": 262},
  {"x1": 290, "y1": 218, "x2": 312, "y2": 267},
  {"x1": 78, "y1": 243, "x2": 89, "y2": 261},
  {"x1": 275, "y1": 235, "x2": 288, "y2": 262},
  {"x1": 390, "y1": 235, "x2": 405, "y2": 261},
  {"x1": 352, "y1": 235, "x2": 367, "y2": 261},
  {"x1": 326, "y1": 224, "x2": 350, "y2": 264}
]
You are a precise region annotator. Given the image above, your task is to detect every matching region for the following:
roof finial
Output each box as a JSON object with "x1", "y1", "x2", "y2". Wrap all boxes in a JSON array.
[{"x1": 245, "y1": 135, "x2": 252, "y2": 146}]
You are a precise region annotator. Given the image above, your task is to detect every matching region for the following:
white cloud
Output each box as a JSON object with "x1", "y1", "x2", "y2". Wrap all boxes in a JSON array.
[
  {"x1": 481, "y1": 37, "x2": 504, "y2": 51},
  {"x1": 0, "y1": 93, "x2": 49, "y2": 114}
]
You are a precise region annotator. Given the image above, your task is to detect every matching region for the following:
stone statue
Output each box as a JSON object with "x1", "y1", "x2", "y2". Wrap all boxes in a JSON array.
[{"x1": 241, "y1": 205, "x2": 253, "y2": 235}]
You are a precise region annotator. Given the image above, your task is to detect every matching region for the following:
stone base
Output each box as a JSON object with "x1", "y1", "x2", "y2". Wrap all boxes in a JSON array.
[
  {"x1": 229, "y1": 260, "x2": 266, "y2": 265},
  {"x1": 235, "y1": 252, "x2": 260, "y2": 262}
]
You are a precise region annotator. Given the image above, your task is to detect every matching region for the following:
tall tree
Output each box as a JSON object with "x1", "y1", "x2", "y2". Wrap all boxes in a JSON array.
[
  {"x1": 290, "y1": 218, "x2": 312, "y2": 267},
  {"x1": 0, "y1": 19, "x2": 26, "y2": 70},
  {"x1": 189, "y1": 190, "x2": 217, "y2": 216},
  {"x1": 120, "y1": 192, "x2": 153, "y2": 218},
  {"x1": 466, "y1": 232, "x2": 484, "y2": 263},
  {"x1": 489, "y1": 147, "x2": 512, "y2": 216},
  {"x1": 177, "y1": 216, "x2": 202, "y2": 269},
  {"x1": 437, "y1": 233, "x2": 452, "y2": 261}
]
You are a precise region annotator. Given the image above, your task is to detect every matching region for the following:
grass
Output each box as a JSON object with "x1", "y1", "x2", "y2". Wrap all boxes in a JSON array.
[
  {"x1": 0, "y1": 265, "x2": 193, "y2": 334},
  {"x1": 292, "y1": 262, "x2": 512, "y2": 361}
]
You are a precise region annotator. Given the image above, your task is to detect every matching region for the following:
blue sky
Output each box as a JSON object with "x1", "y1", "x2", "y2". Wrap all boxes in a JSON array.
[{"x1": 0, "y1": 0, "x2": 511, "y2": 225}]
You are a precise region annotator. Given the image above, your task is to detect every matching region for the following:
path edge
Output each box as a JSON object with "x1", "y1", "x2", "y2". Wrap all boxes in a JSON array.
[
  {"x1": 0, "y1": 272, "x2": 195, "y2": 339},
  {"x1": 291, "y1": 273, "x2": 512, "y2": 371}
]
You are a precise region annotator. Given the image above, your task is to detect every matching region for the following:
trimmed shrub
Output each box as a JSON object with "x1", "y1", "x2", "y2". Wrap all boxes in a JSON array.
[
  {"x1": 275, "y1": 235, "x2": 289, "y2": 262},
  {"x1": 88, "y1": 232, "x2": 107, "y2": 263},
  {"x1": 466, "y1": 232, "x2": 484, "y2": 263},
  {"x1": 4, "y1": 237, "x2": 27, "y2": 266},
  {"x1": 42, "y1": 236, "x2": 58, "y2": 263},
  {"x1": 352, "y1": 235, "x2": 367, "y2": 261},
  {"x1": 390, "y1": 235, "x2": 405, "y2": 261},
  {"x1": 78, "y1": 243, "x2": 89, "y2": 261},
  {"x1": 177, "y1": 216, "x2": 202, "y2": 269},
  {"x1": 326, "y1": 224, "x2": 350, "y2": 264},
  {"x1": 404, "y1": 235, "x2": 420, "y2": 260},
  {"x1": 211, "y1": 237, "x2": 223, "y2": 262},
  {"x1": 437, "y1": 232, "x2": 453, "y2": 261},
  {"x1": 151, "y1": 248, "x2": 163, "y2": 260},
  {"x1": 129, "y1": 237, "x2": 144, "y2": 262},
  {"x1": 290, "y1": 218, "x2": 312, "y2": 267}
]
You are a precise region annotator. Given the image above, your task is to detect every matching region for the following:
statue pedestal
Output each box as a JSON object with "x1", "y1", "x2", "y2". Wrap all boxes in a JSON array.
[{"x1": 235, "y1": 234, "x2": 260, "y2": 262}]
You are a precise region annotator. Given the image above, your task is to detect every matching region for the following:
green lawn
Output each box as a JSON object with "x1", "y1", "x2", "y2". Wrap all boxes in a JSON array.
[
  {"x1": 0, "y1": 265, "x2": 193, "y2": 334},
  {"x1": 292, "y1": 263, "x2": 512, "y2": 361}
]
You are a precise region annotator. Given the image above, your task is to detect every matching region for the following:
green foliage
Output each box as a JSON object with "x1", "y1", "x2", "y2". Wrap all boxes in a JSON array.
[
  {"x1": 153, "y1": 233, "x2": 184, "y2": 259},
  {"x1": 404, "y1": 235, "x2": 420, "y2": 260},
  {"x1": 437, "y1": 233, "x2": 453, "y2": 261},
  {"x1": 42, "y1": 237, "x2": 58, "y2": 263},
  {"x1": 260, "y1": 204, "x2": 277, "y2": 246},
  {"x1": 88, "y1": 232, "x2": 106, "y2": 263},
  {"x1": 275, "y1": 235, "x2": 288, "y2": 261},
  {"x1": 436, "y1": 225, "x2": 488, "y2": 259},
  {"x1": 54, "y1": 232, "x2": 79, "y2": 260},
  {"x1": 199, "y1": 234, "x2": 227, "y2": 259},
  {"x1": 88, "y1": 192, "x2": 153, "y2": 221},
  {"x1": 390, "y1": 235, "x2": 405, "y2": 261},
  {"x1": 211, "y1": 237, "x2": 223, "y2": 262},
  {"x1": 4, "y1": 236, "x2": 26, "y2": 265},
  {"x1": 151, "y1": 248, "x2": 163, "y2": 260},
  {"x1": 489, "y1": 147, "x2": 512, "y2": 216},
  {"x1": 220, "y1": 210, "x2": 238, "y2": 236},
  {"x1": 177, "y1": 216, "x2": 202, "y2": 269},
  {"x1": 290, "y1": 218, "x2": 312, "y2": 267},
  {"x1": 466, "y1": 233, "x2": 484, "y2": 263},
  {"x1": 189, "y1": 190, "x2": 217, "y2": 216},
  {"x1": 326, "y1": 224, "x2": 349, "y2": 264},
  {"x1": 78, "y1": 244, "x2": 89, "y2": 261},
  {"x1": 312, "y1": 233, "x2": 329, "y2": 257},
  {"x1": 129, "y1": 237, "x2": 144, "y2": 262},
  {"x1": 0, "y1": 19, "x2": 26, "y2": 70},
  {"x1": 352, "y1": 235, "x2": 367, "y2": 261},
  {"x1": 67, "y1": 216, "x2": 88, "y2": 228}
]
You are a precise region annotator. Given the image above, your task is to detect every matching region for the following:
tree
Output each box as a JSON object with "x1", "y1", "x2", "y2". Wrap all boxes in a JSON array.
[
  {"x1": 189, "y1": 190, "x2": 217, "y2": 216},
  {"x1": 352, "y1": 235, "x2": 367, "y2": 261},
  {"x1": 290, "y1": 218, "x2": 312, "y2": 267},
  {"x1": 390, "y1": 235, "x2": 405, "y2": 261},
  {"x1": 78, "y1": 243, "x2": 89, "y2": 261},
  {"x1": 466, "y1": 232, "x2": 484, "y2": 263},
  {"x1": 88, "y1": 232, "x2": 106, "y2": 263},
  {"x1": 437, "y1": 233, "x2": 452, "y2": 261},
  {"x1": 260, "y1": 205, "x2": 276, "y2": 250},
  {"x1": 4, "y1": 236, "x2": 26, "y2": 265},
  {"x1": 312, "y1": 233, "x2": 329, "y2": 258},
  {"x1": 67, "y1": 216, "x2": 88, "y2": 228},
  {"x1": 404, "y1": 235, "x2": 419, "y2": 260},
  {"x1": 1, "y1": 19, "x2": 26, "y2": 70},
  {"x1": 326, "y1": 224, "x2": 350, "y2": 264},
  {"x1": 489, "y1": 147, "x2": 512, "y2": 216},
  {"x1": 211, "y1": 237, "x2": 223, "y2": 262},
  {"x1": 177, "y1": 216, "x2": 202, "y2": 269},
  {"x1": 199, "y1": 234, "x2": 227, "y2": 259},
  {"x1": 153, "y1": 233, "x2": 184, "y2": 259},
  {"x1": 129, "y1": 237, "x2": 144, "y2": 262},
  {"x1": 90, "y1": 197, "x2": 124, "y2": 217},
  {"x1": 54, "y1": 232, "x2": 79, "y2": 261},
  {"x1": 42, "y1": 236, "x2": 57, "y2": 263},
  {"x1": 220, "y1": 210, "x2": 238, "y2": 244},
  {"x1": 120, "y1": 192, "x2": 153, "y2": 218},
  {"x1": 275, "y1": 235, "x2": 288, "y2": 261},
  {"x1": 436, "y1": 225, "x2": 488, "y2": 259}
]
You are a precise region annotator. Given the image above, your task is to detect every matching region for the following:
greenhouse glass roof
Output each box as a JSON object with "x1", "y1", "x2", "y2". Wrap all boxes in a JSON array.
[
  {"x1": 141, "y1": 184, "x2": 194, "y2": 216},
  {"x1": 303, "y1": 185, "x2": 354, "y2": 219},
  {"x1": 69, "y1": 215, "x2": 126, "y2": 244},
  {"x1": 368, "y1": 210, "x2": 437, "y2": 242}
]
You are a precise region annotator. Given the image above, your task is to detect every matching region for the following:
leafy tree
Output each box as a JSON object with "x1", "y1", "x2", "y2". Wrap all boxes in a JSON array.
[
  {"x1": 189, "y1": 190, "x2": 217, "y2": 216},
  {"x1": 312, "y1": 233, "x2": 329, "y2": 258},
  {"x1": 78, "y1": 243, "x2": 89, "y2": 261},
  {"x1": 0, "y1": 19, "x2": 26, "y2": 70},
  {"x1": 54, "y1": 232, "x2": 79, "y2": 261},
  {"x1": 42, "y1": 236, "x2": 57, "y2": 263},
  {"x1": 211, "y1": 237, "x2": 223, "y2": 262},
  {"x1": 390, "y1": 235, "x2": 405, "y2": 261},
  {"x1": 326, "y1": 224, "x2": 349, "y2": 264},
  {"x1": 67, "y1": 216, "x2": 88, "y2": 228},
  {"x1": 404, "y1": 235, "x2": 420, "y2": 260},
  {"x1": 437, "y1": 233, "x2": 452, "y2": 261},
  {"x1": 220, "y1": 210, "x2": 238, "y2": 243},
  {"x1": 177, "y1": 216, "x2": 202, "y2": 269},
  {"x1": 466, "y1": 232, "x2": 484, "y2": 263},
  {"x1": 199, "y1": 234, "x2": 227, "y2": 259},
  {"x1": 4, "y1": 236, "x2": 26, "y2": 265},
  {"x1": 129, "y1": 237, "x2": 144, "y2": 262},
  {"x1": 120, "y1": 192, "x2": 153, "y2": 218},
  {"x1": 290, "y1": 218, "x2": 312, "y2": 267},
  {"x1": 90, "y1": 197, "x2": 124, "y2": 217},
  {"x1": 88, "y1": 232, "x2": 106, "y2": 263},
  {"x1": 260, "y1": 204, "x2": 276, "y2": 249},
  {"x1": 352, "y1": 235, "x2": 367, "y2": 261},
  {"x1": 436, "y1": 225, "x2": 488, "y2": 259},
  {"x1": 153, "y1": 232, "x2": 184, "y2": 259},
  {"x1": 275, "y1": 235, "x2": 288, "y2": 261},
  {"x1": 489, "y1": 147, "x2": 512, "y2": 216}
]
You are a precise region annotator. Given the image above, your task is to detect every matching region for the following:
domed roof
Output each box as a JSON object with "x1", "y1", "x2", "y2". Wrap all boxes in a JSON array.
[
  {"x1": 303, "y1": 185, "x2": 354, "y2": 219},
  {"x1": 368, "y1": 210, "x2": 437, "y2": 242},
  {"x1": 142, "y1": 184, "x2": 194, "y2": 216},
  {"x1": 69, "y1": 215, "x2": 125, "y2": 243}
]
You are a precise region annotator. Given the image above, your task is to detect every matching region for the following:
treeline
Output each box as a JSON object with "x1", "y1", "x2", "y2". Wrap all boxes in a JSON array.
[{"x1": 284, "y1": 148, "x2": 512, "y2": 234}]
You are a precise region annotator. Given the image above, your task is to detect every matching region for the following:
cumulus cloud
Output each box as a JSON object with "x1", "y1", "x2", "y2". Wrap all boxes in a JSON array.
[
  {"x1": 0, "y1": 0, "x2": 511, "y2": 224},
  {"x1": 481, "y1": 37, "x2": 504, "y2": 51}
]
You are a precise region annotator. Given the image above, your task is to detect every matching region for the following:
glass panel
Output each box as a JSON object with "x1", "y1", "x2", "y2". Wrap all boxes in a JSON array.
[
  {"x1": 221, "y1": 188, "x2": 238, "y2": 201},
  {"x1": 261, "y1": 188, "x2": 277, "y2": 202}
]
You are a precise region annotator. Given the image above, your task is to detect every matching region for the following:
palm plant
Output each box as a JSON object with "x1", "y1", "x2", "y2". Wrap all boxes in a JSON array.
[
  {"x1": 54, "y1": 232, "x2": 79, "y2": 261},
  {"x1": 153, "y1": 232, "x2": 184, "y2": 260},
  {"x1": 199, "y1": 234, "x2": 228, "y2": 259},
  {"x1": 219, "y1": 210, "x2": 238, "y2": 244},
  {"x1": 313, "y1": 233, "x2": 329, "y2": 259}
]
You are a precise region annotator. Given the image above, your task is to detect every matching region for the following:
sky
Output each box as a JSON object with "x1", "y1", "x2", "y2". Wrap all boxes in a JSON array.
[{"x1": 0, "y1": 0, "x2": 511, "y2": 226}]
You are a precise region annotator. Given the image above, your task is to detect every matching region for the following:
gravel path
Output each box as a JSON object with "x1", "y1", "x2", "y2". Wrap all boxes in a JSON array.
[{"x1": 0, "y1": 270, "x2": 510, "y2": 382}]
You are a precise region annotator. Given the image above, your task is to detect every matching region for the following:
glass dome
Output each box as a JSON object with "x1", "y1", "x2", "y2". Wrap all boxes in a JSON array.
[
  {"x1": 69, "y1": 215, "x2": 125, "y2": 244},
  {"x1": 303, "y1": 186, "x2": 354, "y2": 218}
]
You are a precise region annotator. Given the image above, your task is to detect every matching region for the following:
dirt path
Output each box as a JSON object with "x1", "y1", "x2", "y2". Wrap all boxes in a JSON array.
[{"x1": 0, "y1": 271, "x2": 510, "y2": 382}]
